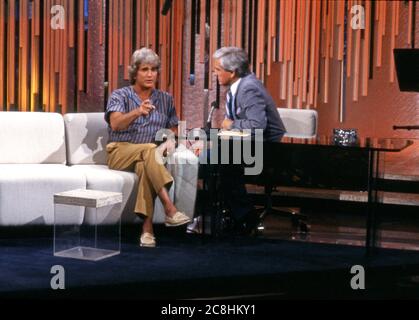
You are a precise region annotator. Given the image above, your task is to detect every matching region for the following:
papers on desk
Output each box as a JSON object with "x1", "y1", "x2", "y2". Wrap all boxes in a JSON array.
[{"x1": 217, "y1": 130, "x2": 251, "y2": 137}]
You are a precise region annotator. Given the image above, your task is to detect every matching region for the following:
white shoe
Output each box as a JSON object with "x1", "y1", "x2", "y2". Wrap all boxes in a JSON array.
[{"x1": 165, "y1": 211, "x2": 191, "y2": 227}]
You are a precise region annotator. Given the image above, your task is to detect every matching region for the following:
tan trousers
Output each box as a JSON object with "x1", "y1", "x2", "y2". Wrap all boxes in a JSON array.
[{"x1": 106, "y1": 142, "x2": 173, "y2": 217}]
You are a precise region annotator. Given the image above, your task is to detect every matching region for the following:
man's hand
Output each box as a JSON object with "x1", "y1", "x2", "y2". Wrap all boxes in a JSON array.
[{"x1": 221, "y1": 118, "x2": 233, "y2": 130}]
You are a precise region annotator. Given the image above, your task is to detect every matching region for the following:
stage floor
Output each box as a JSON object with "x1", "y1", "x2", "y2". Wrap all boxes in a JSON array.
[{"x1": 1, "y1": 226, "x2": 419, "y2": 299}]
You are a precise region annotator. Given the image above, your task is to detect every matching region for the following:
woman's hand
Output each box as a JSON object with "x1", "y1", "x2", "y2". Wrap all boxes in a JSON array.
[{"x1": 138, "y1": 99, "x2": 155, "y2": 117}]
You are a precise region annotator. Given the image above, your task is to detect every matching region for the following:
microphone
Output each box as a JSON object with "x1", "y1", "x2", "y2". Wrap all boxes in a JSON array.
[
  {"x1": 206, "y1": 101, "x2": 219, "y2": 131},
  {"x1": 161, "y1": 0, "x2": 173, "y2": 15}
]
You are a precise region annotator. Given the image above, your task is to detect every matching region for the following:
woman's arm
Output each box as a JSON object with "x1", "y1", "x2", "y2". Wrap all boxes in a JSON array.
[{"x1": 109, "y1": 100, "x2": 155, "y2": 131}]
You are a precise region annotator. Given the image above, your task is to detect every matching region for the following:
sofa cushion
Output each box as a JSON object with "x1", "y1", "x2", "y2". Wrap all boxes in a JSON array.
[
  {"x1": 277, "y1": 108, "x2": 318, "y2": 139},
  {"x1": 64, "y1": 113, "x2": 108, "y2": 165},
  {"x1": 69, "y1": 165, "x2": 174, "y2": 224},
  {"x1": 0, "y1": 164, "x2": 86, "y2": 225},
  {"x1": 0, "y1": 112, "x2": 66, "y2": 164}
]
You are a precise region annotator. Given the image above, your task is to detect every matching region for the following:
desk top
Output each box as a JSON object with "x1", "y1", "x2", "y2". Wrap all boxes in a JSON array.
[{"x1": 272, "y1": 136, "x2": 413, "y2": 152}]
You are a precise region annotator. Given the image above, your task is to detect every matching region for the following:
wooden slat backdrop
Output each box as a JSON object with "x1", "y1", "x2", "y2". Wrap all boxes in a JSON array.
[{"x1": 0, "y1": 0, "x2": 415, "y2": 118}]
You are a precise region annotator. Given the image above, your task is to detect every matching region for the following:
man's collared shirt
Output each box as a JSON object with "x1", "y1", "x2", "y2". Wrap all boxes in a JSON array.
[{"x1": 225, "y1": 78, "x2": 242, "y2": 119}]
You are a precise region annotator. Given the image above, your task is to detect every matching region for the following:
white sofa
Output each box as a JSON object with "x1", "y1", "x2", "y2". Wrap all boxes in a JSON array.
[{"x1": 0, "y1": 112, "x2": 198, "y2": 226}]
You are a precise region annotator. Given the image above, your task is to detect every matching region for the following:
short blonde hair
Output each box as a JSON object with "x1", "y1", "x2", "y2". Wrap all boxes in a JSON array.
[{"x1": 128, "y1": 48, "x2": 161, "y2": 84}]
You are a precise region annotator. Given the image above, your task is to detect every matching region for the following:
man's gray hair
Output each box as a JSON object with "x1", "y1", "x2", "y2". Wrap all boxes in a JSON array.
[
  {"x1": 128, "y1": 48, "x2": 161, "y2": 84},
  {"x1": 213, "y1": 47, "x2": 250, "y2": 77}
]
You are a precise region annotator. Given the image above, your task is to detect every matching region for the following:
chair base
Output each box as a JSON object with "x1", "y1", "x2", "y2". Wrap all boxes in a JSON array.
[{"x1": 255, "y1": 206, "x2": 310, "y2": 235}]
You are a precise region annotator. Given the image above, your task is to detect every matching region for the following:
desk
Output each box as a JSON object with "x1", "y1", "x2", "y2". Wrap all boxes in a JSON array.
[{"x1": 201, "y1": 135, "x2": 413, "y2": 254}]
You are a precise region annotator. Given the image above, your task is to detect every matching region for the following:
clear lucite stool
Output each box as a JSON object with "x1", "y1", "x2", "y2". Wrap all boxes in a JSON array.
[{"x1": 53, "y1": 189, "x2": 123, "y2": 261}]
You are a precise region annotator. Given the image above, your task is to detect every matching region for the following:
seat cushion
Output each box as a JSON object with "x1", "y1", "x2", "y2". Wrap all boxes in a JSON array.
[
  {"x1": 0, "y1": 164, "x2": 86, "y2": 225},
  {"x1": 0, "y1": 112, "x2": 66, "y2": 164},
  {"x1": 69, "y1": 165, "x2": 174, "y2": 224}
]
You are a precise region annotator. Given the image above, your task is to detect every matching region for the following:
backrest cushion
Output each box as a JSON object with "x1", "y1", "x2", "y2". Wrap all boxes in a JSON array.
[
  {"x1": 277, "y1": 108, "x2": 318, "y2": 139},
  {"x1": 64, "y1": 113, "x2": 109, "y2": 165},
  {"x1": 0, "y1": 112, "x2": 66, "y2": 164}
]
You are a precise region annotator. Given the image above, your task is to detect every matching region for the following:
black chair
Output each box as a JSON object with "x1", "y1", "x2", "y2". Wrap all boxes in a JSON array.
[{"x1": 253, "y1": 108, "x2": 318, "y2": 235}]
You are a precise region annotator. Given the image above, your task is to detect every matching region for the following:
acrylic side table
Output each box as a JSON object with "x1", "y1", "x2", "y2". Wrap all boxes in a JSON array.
[{"x1": 53, "y1": 189, "x2": 123, "y2": 261}]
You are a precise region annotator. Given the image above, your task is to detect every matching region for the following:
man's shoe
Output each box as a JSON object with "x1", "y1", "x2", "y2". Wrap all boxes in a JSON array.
[
  {"x1": 140, "y1": 232, "x2": 156, "y2": 247},
  {"x1": 165, "y1": 211, "x2": 191, "y2": 227}
]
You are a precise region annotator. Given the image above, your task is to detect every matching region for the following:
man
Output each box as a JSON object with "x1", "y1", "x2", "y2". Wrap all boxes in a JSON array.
[{"x1": 213, "y1": 46, "x2": 286, "y2": 234}]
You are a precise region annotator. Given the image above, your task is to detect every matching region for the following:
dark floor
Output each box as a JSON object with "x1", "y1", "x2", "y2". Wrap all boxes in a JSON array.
[{"x1": 1, "y1": 195, "x2": 419, "y2": 301}]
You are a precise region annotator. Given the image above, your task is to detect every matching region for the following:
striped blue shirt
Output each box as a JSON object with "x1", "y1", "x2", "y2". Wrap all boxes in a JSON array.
[{"x1": 105, "y1": 86, "x2": 179, "y2": 144}]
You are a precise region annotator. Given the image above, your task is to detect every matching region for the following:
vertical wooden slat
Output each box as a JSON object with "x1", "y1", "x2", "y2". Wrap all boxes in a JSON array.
[
  {"x1": 287, "y1": 0, "x2": 295, "y2": 106},
  {"x1": 208, "y1": 0, "x2": 218, "y2": 90},
  {"x1": 376, "y1": 1, "x2": 383, "y2": 67},
  {"x1": 267, "y1": 0, "x2": 274, "y2": 76},
  {"x1": 142, "y1": 0, "x2": 147, "y2": 47},
  {"x1": 199, "y1": 0, "x2": 206, "y2": 63},
  {"x1": 139, "y1": 0, "x2": 144, "y2": 49},
  {"x1": 293, "y1": 0, "x2": 301, "y2": 97},
  {"x1": 235, "y1": 0, "x2": 243, "y2": 47},
  {"x1": 389, "y1": 1, "x2": 396, "y2": 83},
  {"x1": 381, "y1": 0, "x2": 386, "y2": 36},
  {"x1": 337, "y1": 0, "x2": 344, "y2": 61},
  {"x1": 62, "y1": 0, "x2": 68, "y2": 113},
  {"x1": 112, "y1": 0, "x2": 118, "y2": 91},
  {"x1": 123, "y1": 0, "x2": 132, "y2": 80},
  {"x1": 77, "y1": 0, "x2": 84, "y2": 91},
  {"x1": 50, "y1": 0, "x2": 57, "y2": 112},
  {"x1": 395, "y1": 1, "x2": 399, "y2": 36},
  {"x1": 271, "y1": 0, "x2": 278, "y2": 61},
  {"x1": 119, "y1": 0, "x2": 123, "y2": 65},
  {"x1": 302, "y1": 0, "x2": 310, "y2": 104},
  {"x1": 353, "y1": 26, "x2": 361, "y2": 101},
  {"x1": 324, "y1": 0, "x2": 331, "y2": 103},
  {"x1": 347, "y1": 0, "x2": 352, "y2": 78},
  {"x1": 249, "y1": 0, "x2": 256, "y2": 71},
  {"x1": 308, "y1": 0, "x2": 317, "y2": 105},
  {"x1": 223, "y1": 0, "x2": 230, "y2": 46},
  {"x1": 7, "y1": 0, "x2": 16, "y2": 109},
  {"x1": 172, "y1": 0, "x2": 183, "y2": 118},
  {"x1": 0, "y1": 1, "x2": 4, "y2": 108},
  {"x1": 256, "y1": 0, "x2": 266, "y2": 79},
  {"x1": 43, "y1": 0, "x2": 49, "y2": 110},
  {"x1": 69, "y1": 0, "x2": 75, "y2": 47},
  {"x1": 108, "y1": 0, "x2": 114, "y2": 94},
  {"x1": 278, "y1": 0, "x2": 285, "y2": 62},
  {"x1": 329, "y1": 0, "x2": 334, "y2": 58},
  {"x1": 99, "y1": 0, "x2": 103, "y2": 45},
  {"x1": 231, "y1": 0, "x2": 236, "y2": 47},
  {"x1": 313, "y1": 0, "x2": 321, "y2": 108},
  {"x1": 160, "y1": 1, "x2": 167, "y2": 91},
  {"x1": 408, "y1": 0, "x2": 413, "y2": 45},
  {"x1": 20, "y1": 0, "x2": 29, "y2": 111},
  {"x1": 149, "y1": 0, "x2": 156, "y2": 51},
  {"x1": 362, "y1": 0, "x2": 371, "y2": 96}
]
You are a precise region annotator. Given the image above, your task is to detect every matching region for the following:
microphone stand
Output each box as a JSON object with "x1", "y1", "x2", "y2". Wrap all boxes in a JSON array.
[{"x1": 205, "y1": 101, "x2": 219, "y2": 134}]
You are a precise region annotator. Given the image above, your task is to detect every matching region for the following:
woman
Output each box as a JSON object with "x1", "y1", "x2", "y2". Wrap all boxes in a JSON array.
[{"x1": 105, "y1": 48, "x2": 191, "y2": 247}]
